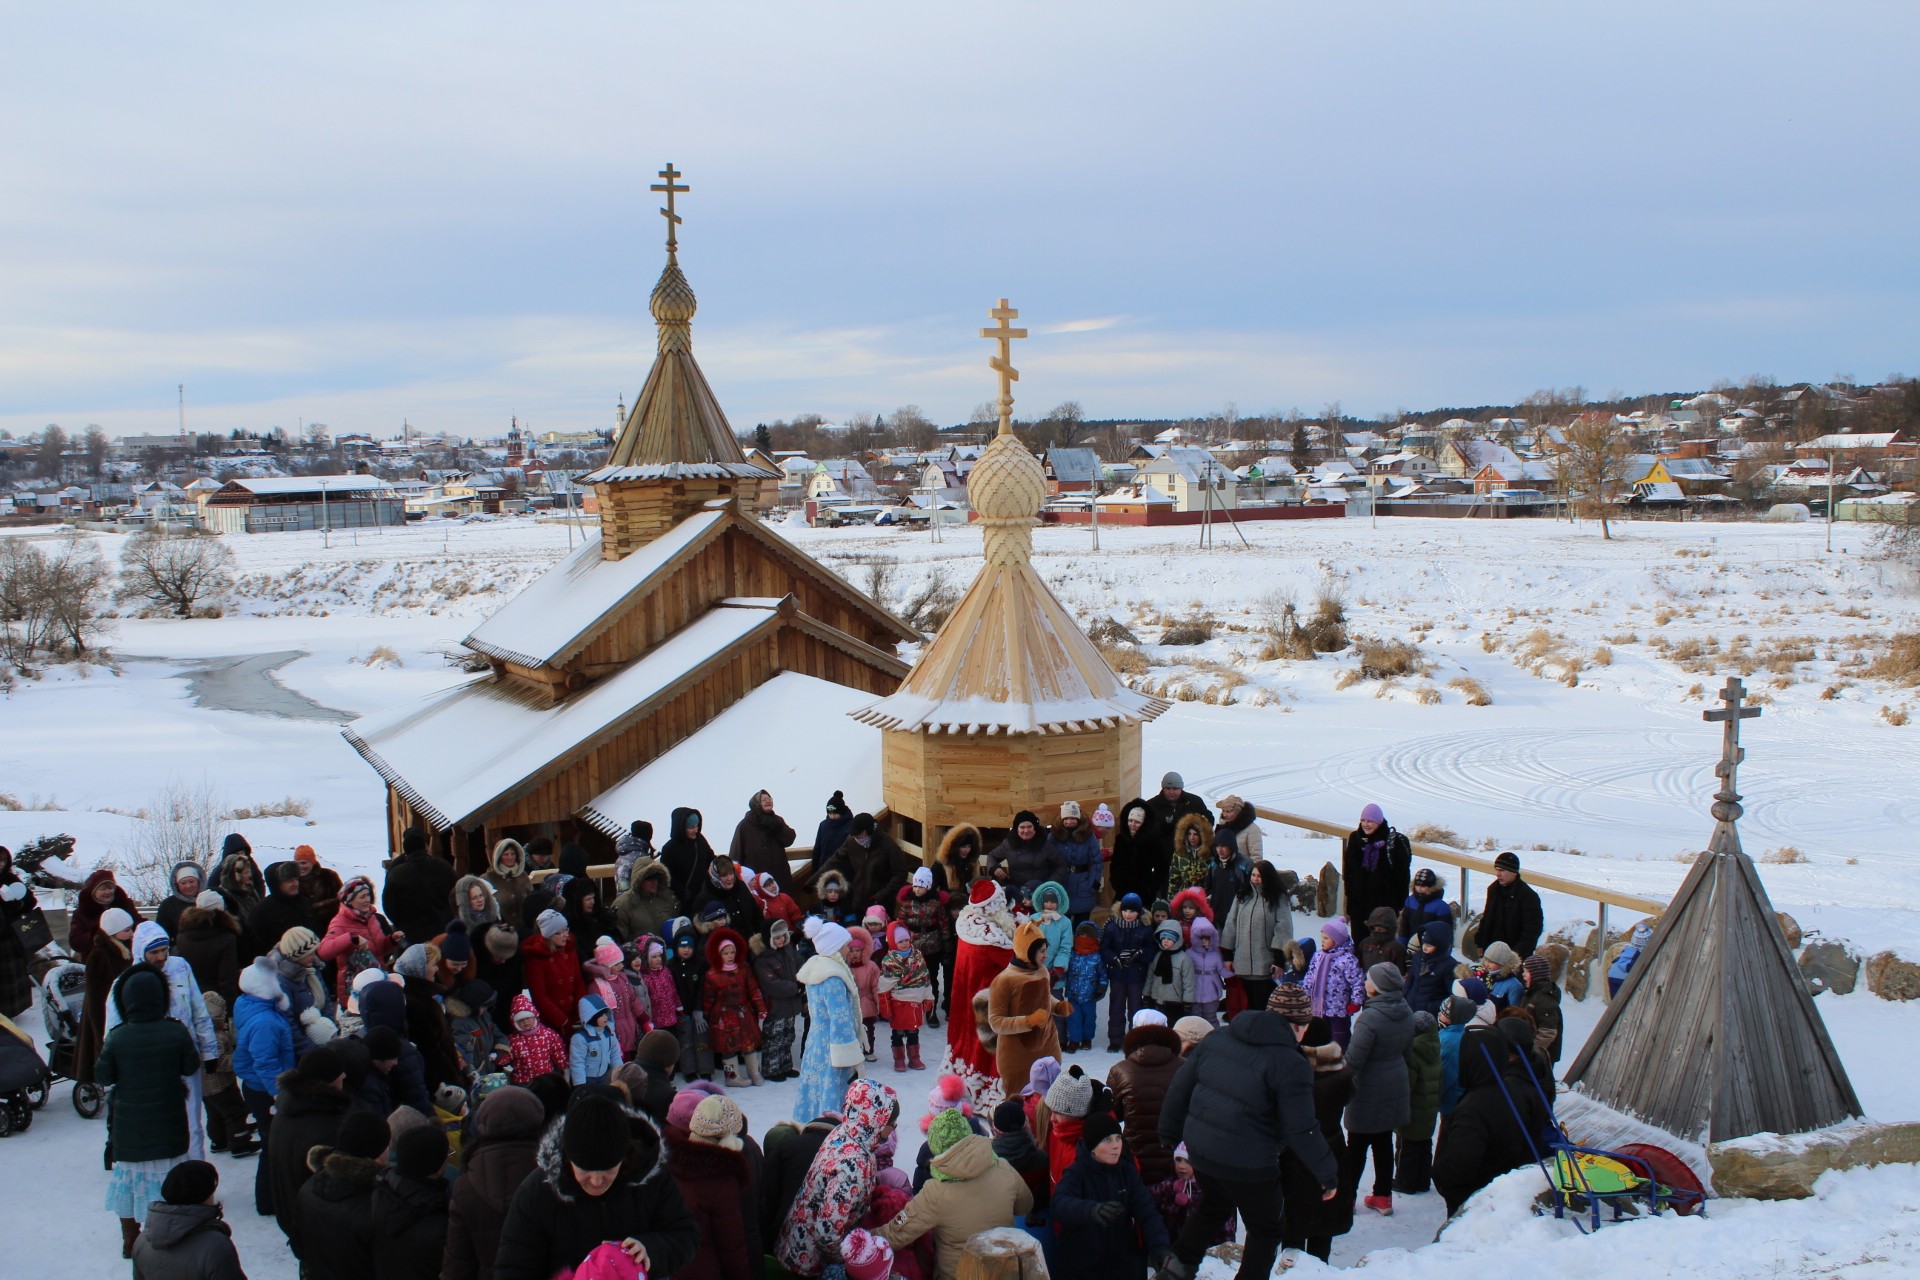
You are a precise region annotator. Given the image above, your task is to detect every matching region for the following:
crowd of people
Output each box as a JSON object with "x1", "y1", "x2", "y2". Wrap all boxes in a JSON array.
[{"x1": 19, "y1": 774, "x2": 1589, "y2": 1278}]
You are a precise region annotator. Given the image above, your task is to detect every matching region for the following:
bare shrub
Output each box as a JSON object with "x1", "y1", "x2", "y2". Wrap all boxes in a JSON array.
[
  {"x1": 1882, "y1": 705, "x2": 1910, "y2": 727},
  {"x1": 1868, "y1": 634, "x2": 1920, "y2": 686},
  {"x1": 861, "y1": 556, "x2": 897, "y2": 606},
  {"x1": 120, "y1": 530, "x2": 235, "y2": 618},
  {"x1": 1086, "y1": 616, "x2": 1139, "y2": 647},
  {"x1": 1760, "y1": 846, "x2": 1807, "y2": 865},
  {"x1": 0, "y1": 532, "x2": 109, "y2": 663},
  {"x1": 227, "y1": 796, "x2": 311, "y2": 820},
  {"x1": 1333, "y1": 668, "x2": 1362, "y2": 691},
  {"x1": 1304, "y1": 586, "x2": 1348, "y2": 652},
  {"x1": 1096, "y1": 641, "x2": 1149, "y2": 676},
  {"x1": 900, "y1": 569, "x2": 962, "y2": 633},
  {"x1": 119, "y1": 778, "x2": 227, "y2": 900},
  {"x1": 1412, "y1": 824, "x2": 1464, "y2": 848},
  {"x1": 1448, "y1": 676, "x2": 1492, "y2": 706},
  {"x1": 1592, "y1": 646, "x2": 1613, "y2": 667},
  {"x1": 356, "y1": 645, "x2": 404, "y2": 668}
]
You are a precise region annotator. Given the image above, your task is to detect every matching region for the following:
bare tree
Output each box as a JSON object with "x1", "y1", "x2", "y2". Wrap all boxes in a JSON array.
[
  {"x1": 120, "y1": 530, "x2": 236, "y2": 618},
  {"x1": 0, "y1": 533, "x2": 108, "y2": 663},
  {"x1": 1032, "y1": 400, "x2": 1089, "y2": 451},
  {"x1": 1559, "y1": 411, "x2": 1636, "y2": 539},
  {"x1": 885, "y1": 405, "x2": 939, "y2": 451},
  {"x1": 36, "y1": 424, "x2": 69, "y2": 479}
]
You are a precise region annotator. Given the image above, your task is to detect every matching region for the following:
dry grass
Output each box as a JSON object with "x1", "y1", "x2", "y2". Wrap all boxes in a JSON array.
[
  {"x1": 1414, "y1": 683, "x2": 1442, "y2": 705},
  {"x1": 1685, "y1": 683, "x2": 1705, "y2": 700},
  {"x1": 1302, "y1": 592, "x2": 1348, "y2": 653},
  {"x1": 1868, "y1": 634, "x2": 1920, "y2": 686},
  {"x1": 1605, "y1": 632, "x2": 1640, "y2": 646},
  {"x1": 1159, "y1": 616, "x2": 1217, "y2": 646},
  {"x1": 1592, "y1": 645, "x2": 1613, "y2": 667},
  {"x1": 1095, "y1": 641, "x2": 1149, "y2": 676},
  {"x1": 1760, "y1": 846, "x2": 1807, "y2": 865},
  {"x1": 1448, "y1": 676, "x2": 1492, "y2": 706},
  {"x1": 1256, "y1": 632, "x2": 1319, "y2": 662},
  {"x1": 355, "y1": 644, "x2": 404, "y2": 668},
  {"x1": 1353, "y1": 637, "x2": 1431, "y2": 681},
  {"x1": 1086, "y1": 616, "x2": 1139, "y2": 647},
  {"x1": 1411, "y1": 824, "x2": 1464, "y2": 848},
  {"x1": 227, "y1": 796, "x2": 312, "y2": 820},
  {"x1": 1882, "y1": 705, "x2": 1910, "y2": 727}
]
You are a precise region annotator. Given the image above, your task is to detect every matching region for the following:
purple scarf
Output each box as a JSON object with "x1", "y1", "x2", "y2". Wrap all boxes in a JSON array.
[{"x1": 1360, "y1": 833, "x2": 1391, "y2": 874}]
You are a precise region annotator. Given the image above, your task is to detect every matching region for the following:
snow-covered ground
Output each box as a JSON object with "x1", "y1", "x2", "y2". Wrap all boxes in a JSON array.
[{"x1": 3, "y1": 511, "x2": 1918, "y2": 1275}]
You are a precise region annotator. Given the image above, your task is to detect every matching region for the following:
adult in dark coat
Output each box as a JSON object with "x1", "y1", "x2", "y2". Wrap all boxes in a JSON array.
[
  {"x1": 246, "y1": 861, "x2": 322, "y2": 964},
  {"x1": 1341, "y1": 805, "x2": 1412, "y2": 930},
  {"x1": 153, "y1": 862, "x2": 206, "y2": 941},
  {"x1": 75, "y1": 922, "x2": 133, "y2": 1082},
  {"x1": 96, "y1": 965, "x2": 202, "y2": 1192},
  {"x1": 174, "y1": 898, "x2": 241, "y2": 1006},
  {"x1": 689, "y1": 857, "x2": 767, "y2": 941},
  {"x1": 1472, "y1": 853, "x2": 1545, "y2": 959},
  {"x1": 1046, "y1": 805, "x2": 1105, "y2": 921},
  {"x1": 1105, "y1": 1021, "x2": 1186, "y2": 1183},
  {"x1": 371, "y1": 1129, "x2": 452, "y2": 1280},
  {"x1": 214, "y1": 851, "x2": 266, "y2": 962},
  {"x1": 381, "y1": 827, "x2": 457, "y2": 950},
  {"x1": 1339, "y1": 964, "x2": 1416, "y2": 1209},
  {"x1": 730, "y1": 789, "x2": 799, "y2": 895},
  {"x1": 1143, "y1": 774, "x2": 1212, "y2": 902},
  {"x1": 0, "y1": 847, "x2": 51, "y2": 1016},
  {"x1": 660, "y1": 807, "x2": 719, "y2": 904},
  {"x1": 1279, "y1": 1018, "x2": 1355, "y2": 1264},
  {"x1": 1157, "y1": 1006, "x2": 1336, "y2": 1280},
  {"x1": 295, "y1": 1110, "x2": 389, "y2": 1279},
  {"x1": 442, "y1": 1085, "x2": 546, "y2": 1280},
  {"x1": 810, "y1": 792, "x2": 854, "y2": 880},
  {"x1": 983, "y1": 811, "x2": 1065, "y2": 890},
  {"x1": 561, "y1": 877, "x2": 618, "y2": 962},
  {"x1": 267, "y1": 1047, "x2": 355, "y2": 1248},
  {"x1": 615, "y1": 1056, "x2": 677, "y2": 1127},
  {"x1": 471, "y1": 921, "x2": 524, "y2": 1025},
  {"x1": 68, "y1": 866, "x2": 143, "y2": 964},
  {"x1": 359, "y1": 982, "x2": 433, "y2": 1115},
  {"x1": 1431, "y1": 1023, "x2": 1551, "y2": 1216},
  {"x1": 817, "y1": 815, "x2": 916, "y2": 912},
  {"x1": 666, "y1": 1122, "x2": 755, "y2": 1280},
  {"x1": 1107, "y1": 799, "x2": 1161, "y2": 908},
  {"x1": 493, "y1": 1094, "x2": 700, "y2": 1280}
]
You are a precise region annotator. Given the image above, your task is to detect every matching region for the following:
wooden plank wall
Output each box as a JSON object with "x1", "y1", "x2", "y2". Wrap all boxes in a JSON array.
[
  {"x1": 577, "y1": 538, "x2": 732, "y2": 670},
  {"x1": 886, "y1": 720, "x2": 1142, "y2": 832},
  {"x1": 777, "y1": 627, "x2": 902, "y2": 695}
]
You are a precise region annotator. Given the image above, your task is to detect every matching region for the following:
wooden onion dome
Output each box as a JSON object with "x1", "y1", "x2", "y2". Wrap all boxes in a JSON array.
[{"x1": 852, "y1": 299, "x2": 1167, "y2": 849}]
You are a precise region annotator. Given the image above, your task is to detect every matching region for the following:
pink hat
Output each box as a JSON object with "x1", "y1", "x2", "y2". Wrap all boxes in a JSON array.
[
  {"x1": 563, "y1": 1241, "x2": 644, "y2": 1280},
  {"x1": 594, "y1": 938, "x2": 624, "y2": 969},
  {"x1": 841, "y1": 1229, "x2": 893, "y2": 1280}
]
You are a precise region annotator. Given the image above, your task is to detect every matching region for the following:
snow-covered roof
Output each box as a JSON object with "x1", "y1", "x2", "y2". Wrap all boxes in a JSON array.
[
  {"x1": 345, "y1": 601, "x2": 782, "y2": 829},
  {"x1": 1799, "y1": 432, "x2": 1899, "y2": 451},
  {"x1": 1635, "y1": 481, "x2": 1687, "y2": 502},
  {"x1": 814, "y1": 459, "x2": 873, "y2": 480},
  {"x1": 1097, "y1": 483, "x2": 1175, "y2": 505},
  {"x1": 579, "y1": 672, "x2": 883, "y2": 840},
  {"x1": 1660, "y1": 457, "x2": 1730, "y2": 479},
  {"x1": 218, "y1": 475, "x2": 393, "y2": 496},
  {"x1": 1045, "y1": 447, "x2": 1100, "y2": 484},
  {"x1": 1451, "y1": 438, "x2": 1524, "y2": 474},
  {"x1": 1140, "y1": 447, "x2": 1234, "y2": 484},
  {"x1": 464, "y1": 510, "x2": 727, "y2": 669}
]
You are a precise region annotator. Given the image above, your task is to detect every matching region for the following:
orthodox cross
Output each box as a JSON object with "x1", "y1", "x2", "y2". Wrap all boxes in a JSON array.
[
  {"x1": 1703, "y1": 675, "x2": 1762, "y2": 841},
  {"x1": 652, "y1": 163, "x2": 689, "y2": 259},
  {"x1": 979, "y1": 299, "x2": 1028, "y2": 437}
]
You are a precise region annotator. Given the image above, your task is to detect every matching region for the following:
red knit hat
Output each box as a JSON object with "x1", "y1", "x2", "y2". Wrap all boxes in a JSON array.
[
  {"x1": 841, "y1": 1229, "x2": 893, "y2": 1280},
  {"x1": 969, "y1": 880, "x2": 996, "y2": 905}
]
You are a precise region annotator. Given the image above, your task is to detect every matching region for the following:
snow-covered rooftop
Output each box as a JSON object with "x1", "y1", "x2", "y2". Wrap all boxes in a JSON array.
[
  {"x1": 579, "y1": 671, "x2": 883, "y2": 840},
  {"x1": 344, "y1": 601, "x2": 781, "y2": 828}
]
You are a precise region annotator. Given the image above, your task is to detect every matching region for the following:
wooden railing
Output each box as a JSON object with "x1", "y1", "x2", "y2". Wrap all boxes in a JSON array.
[{"x1": 1253, "y1": 804, "x2": 1664, "y2": 959}]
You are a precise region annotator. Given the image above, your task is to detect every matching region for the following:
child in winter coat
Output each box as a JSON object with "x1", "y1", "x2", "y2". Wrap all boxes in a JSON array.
[
  {"x1": 449, "y1": 978, "x2": 511, "y2": 1077},
  {"x1": 630, "y1": 939, "x2": 684, "y2": 1048},
  {"x1": 1476, "y1": 941, "x2": 1525, "y2": 1010},
  {"x1": 1305, "y1": 919, "x2": 1365, "y2": 1047},
  {"x1": 753, "y1": 918, "x2": 806, "y2": 1081},
  {"x1": 505, "y1": 992, "x2": 568, "y2": 1084},
  {"x1": 1357, "y1": 906, "x2": 1407, "y2": 974},
  {"x1": 668, "y1": 924, "x2": 714, "y2": 1082},
  {"x1": 1052, "y1": 1113, "x2": 1170, "y2": 1280},
  {"x1": 198, "y1": 990, "x2": 256, "y2": 1156},
  {"x1": 522, "y1": 910, "x2": 587, "y2": 1033},
  {"x1": 703, "y1": 928, "x2": 768, "y2": 1086},
  {"x1": 1031, "y1": 881, "x2": 1073, "y2": 987},
  {"x1": 812, "y1": 870, "x2": 863, "y2": 931},
  {"x1": 1607, "y1": 922, "x2": 1654, "y2": 998},
  {"x1": 876, "y1": 921, "x2": 934, "y2": 1071},
  {"x1": 1278, "y1": 936, "x2": 1314, "y2": 986},
  {"x1": 1062, "y1": 922, "x2": 1107, "y2": 1051},
  {"x1": 587, "y1": 936, "x2": 646, "y2": 1057},
  {"x1": 1141, "y1": 922, "x2": 1195, "y2": 1021},
  {"x1": 1395, "y1": 1009, "x2": 1442, "y2": 1194},
  {"x1": 1100, "y1": 894, "x2": 1153, "y2": 1051},
  {"x1": 1185, "y1": 918, "x2": 1225, "y2": 1025},
  {"x1": 1149, "y1": 1145, "x2": 1234, "y2": 1250},
  {"x1": 319, "y1": 875, "x2": 395, "y2": 1009},
  {"x1": 1397, "y1": 868, "x2": 1451, "y2": 947},
  {"x1": 1437, "y1": 995, "x2": 1474, "y2": 1115},
  {"x1": 569, "y1": 994, "x2": 620, "y2": 1086},
  {"x1": 895, "y1": 869, "x2": 951, "y2": 1023},
  {"x1": 1521, "y1": 953, "x2": 1565, "y2": 1064},
  {"x1": 845, "y1": 929, "x2": 883, "y2": 1064},
  {"x1": 1405, "y1": 919, "x2": 1458, "y2": 1018},
  {"x1": 755, "y1": 871, "x2": 806, "y2": 932},
  {"x1": 1167, "y1": 887, "x2": 1213, "y2": 947}
]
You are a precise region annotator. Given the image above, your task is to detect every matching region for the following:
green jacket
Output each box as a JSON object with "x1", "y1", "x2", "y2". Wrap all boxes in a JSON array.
[
  {"x1": 1397, "y1": 1025, "x2": 1442, "y2": 1141},
  {"x1": 95, "y1": 965, "x2": 203, "y2": 1164}
]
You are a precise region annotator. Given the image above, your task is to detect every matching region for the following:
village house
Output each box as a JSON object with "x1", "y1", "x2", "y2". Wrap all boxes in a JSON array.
[{"x1": 1134, "y1": 446, "x2": 1238, "y2": 511}]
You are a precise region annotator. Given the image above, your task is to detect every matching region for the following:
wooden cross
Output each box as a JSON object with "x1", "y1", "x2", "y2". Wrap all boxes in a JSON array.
[
  {"x1": 651, "y1": 163, "x2": 689, "y2": 257},
  {"x1": 979, "y1": 298, "x2": 1027, "y2": 437},
  {"x1": 1703, "y1": 675, "x2": 1762, "y2": 812}
]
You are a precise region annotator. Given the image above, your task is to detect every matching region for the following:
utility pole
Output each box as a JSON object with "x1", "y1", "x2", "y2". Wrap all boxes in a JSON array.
[
  {"x1": 178, "y1": 384, "x2": 186, "y2": 437},
  {"x1": 1089, "y1": 466, "x2": 1101, "y2": 552},
  {"x1": 319, "y1": 478, "x2": 331, "y2": 549},
  {"x1": 1826, "y1": 449, "x2": 1836, "y2": 553}
]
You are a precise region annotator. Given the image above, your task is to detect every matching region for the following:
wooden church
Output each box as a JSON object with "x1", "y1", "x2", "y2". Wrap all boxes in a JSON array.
[{"x1": 344, "y1": 167, "x2": 917, "y2": 868}]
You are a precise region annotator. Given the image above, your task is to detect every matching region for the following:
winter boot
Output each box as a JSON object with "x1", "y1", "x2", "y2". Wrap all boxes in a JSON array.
[
  {"x1": 1364, "y1": 1194, "x2": 1394, "y2": 1216},
  {"x1": 744, "y1": 1052, "x2": 764, "y2": 1087},
  {"x1": 119, "y1": 1219, "x2": 141, "y2": 1259},
  {"x1": 926, "y1": 1007, "x2": 940, "y2": 1028},
  {"x1": 907, "y1": 1042, "x2": 926, "y2": 1070},
  {"x1": 722, "y1": 1057, "x2": 742, "y2": 1087},
  {"x1": 893, "y1": 1044, "x2": 908, "y2": 1072},
  {"x1": 227, "y1": 1129, "x2": 262, "y2": 1158}
]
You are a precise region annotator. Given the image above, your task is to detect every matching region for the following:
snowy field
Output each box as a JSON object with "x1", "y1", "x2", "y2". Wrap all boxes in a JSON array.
[{"x1": 4, "y1": 511, "x2": 1919, "y2": 1276}]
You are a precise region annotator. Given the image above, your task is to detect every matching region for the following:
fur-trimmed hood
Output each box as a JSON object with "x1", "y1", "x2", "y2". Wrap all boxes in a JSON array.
[
  {"x1": 178, "y1": 904, "x2": 238, "y2": 935},
  {"x1": 1121, "y1": 1022, "x2": 1184, "y2": 1064},
  {"x1": 307, "y1": 1145, "x2": 384, "y2": 1183},
  {"x1": 238, "y1": 956, "x2": 290, "y2": 1008},
  {"x1": 489, "y1": 838, "x2": 526, "y2": 880},
  {"x1": 534, "y1": 1096, "x2": 668, "y2": 1203},
  {"x1": 813, "y1": 868, "x2": 851, "y2": 901},
  {"x1": 626, "y1": 858, "x2": 671, "y2": 891},
  {"x1": 667, "y1": 1132, "x2": 751, "y2": 1181},
  {"x1": 1169, "y1": 887, "x2": 1214, "y2": 925},
  {"x1": 938, "y1": 823, "x2": 983, "y2": 869},
  {"x1": 1173, "y1": 812, "x2": 1214, "y2": 854}
]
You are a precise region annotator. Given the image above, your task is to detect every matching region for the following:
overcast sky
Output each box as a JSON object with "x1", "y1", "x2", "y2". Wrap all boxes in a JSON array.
[{"x1": 4, "y1": 2, "x2": 1916, "y2": 440}]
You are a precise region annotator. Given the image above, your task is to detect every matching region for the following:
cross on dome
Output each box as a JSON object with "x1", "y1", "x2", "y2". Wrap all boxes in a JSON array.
[
  {"x1": 652, "y1": 163, "x2": 689, "y2": 259},
  {"x1": 980, "y1": 299, "x2": 1028, "y2": 438}
]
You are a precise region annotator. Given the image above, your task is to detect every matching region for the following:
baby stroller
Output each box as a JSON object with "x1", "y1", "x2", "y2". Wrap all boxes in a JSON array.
[
  {"x1": 0, "y1": 1012, "x2": 50, "y2": 1135},
  {"x1": 37, "y1": 959, "x2": 105, "y2": 1119}
]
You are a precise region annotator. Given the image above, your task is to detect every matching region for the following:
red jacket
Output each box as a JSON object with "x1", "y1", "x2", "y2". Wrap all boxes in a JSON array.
[{"x1": 521, "y1": 933, "x2": 586, "y2": 1032}]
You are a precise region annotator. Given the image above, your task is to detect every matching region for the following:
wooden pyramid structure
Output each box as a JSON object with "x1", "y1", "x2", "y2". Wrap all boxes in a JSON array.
[
  {"x1": 1564, "y1": 677, "x2": 1861, "y2": 1144},
  {"x1": 852, "y1": 300, "x2": 1167, "y2": 849},
  {"x1": 344, "y1": 166, "x2": 915, "y2": 867}
]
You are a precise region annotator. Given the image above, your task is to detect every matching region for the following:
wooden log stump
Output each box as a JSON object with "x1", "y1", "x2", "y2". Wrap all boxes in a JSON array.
[{"x1": 958, "y1": 1227, "x2": 1049, "y2": 1280}]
